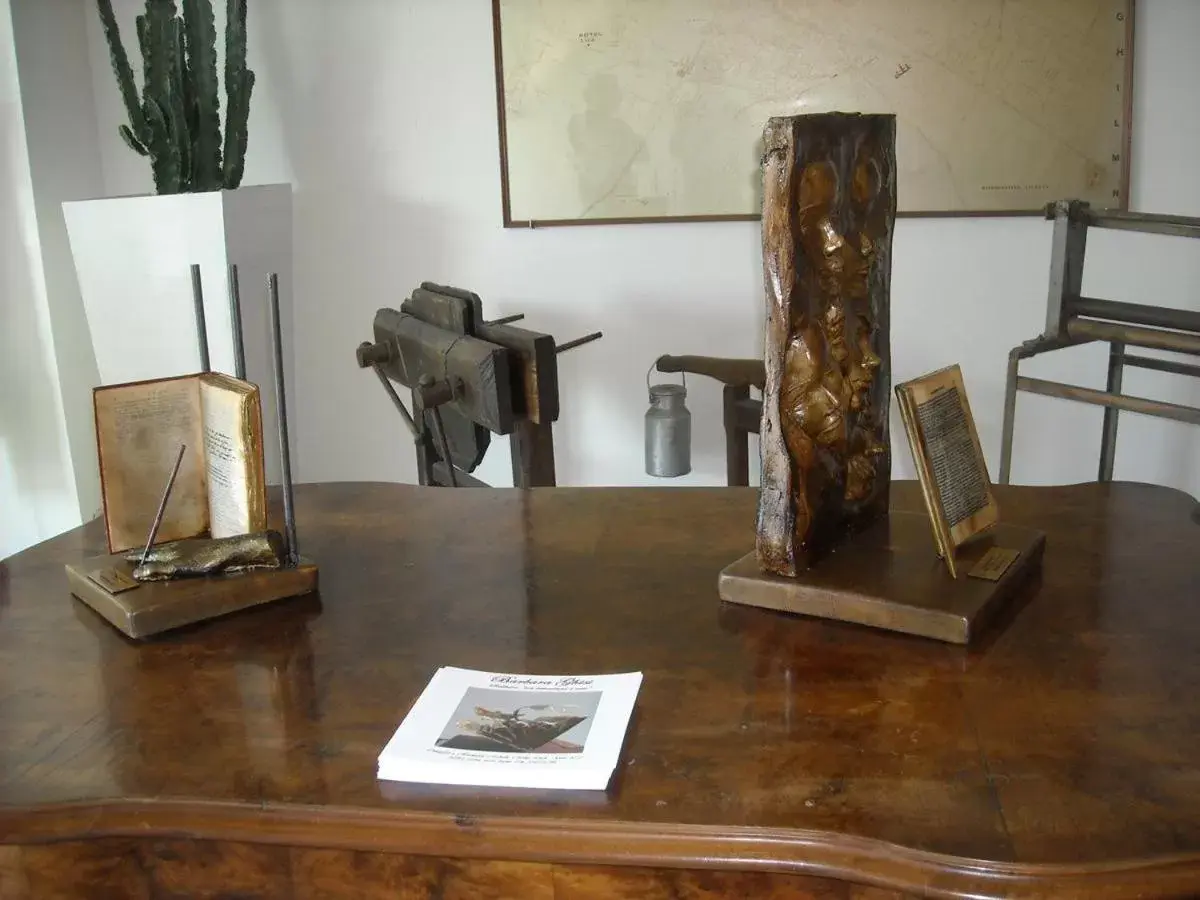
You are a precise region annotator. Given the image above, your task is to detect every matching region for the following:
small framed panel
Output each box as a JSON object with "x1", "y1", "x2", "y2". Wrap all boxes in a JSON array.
[{"x1": 896, "y1": 364, "x2": 999, "y2": 577}]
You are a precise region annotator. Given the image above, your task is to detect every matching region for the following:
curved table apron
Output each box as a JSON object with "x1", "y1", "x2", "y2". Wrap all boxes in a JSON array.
[{"x1": 1, "y1": 481, "x2": 1199, "y2": 899}]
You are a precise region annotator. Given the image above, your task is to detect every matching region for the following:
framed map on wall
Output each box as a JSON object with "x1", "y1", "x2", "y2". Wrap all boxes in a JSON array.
[{"x1": 492, "y1": 0, "x2": 1134, "y2": 226}]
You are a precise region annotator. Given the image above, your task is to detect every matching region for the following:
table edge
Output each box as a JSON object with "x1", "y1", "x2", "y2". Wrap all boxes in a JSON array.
[{"x1": 3, "y1": 800, "x2": 1199, "y2": 899}]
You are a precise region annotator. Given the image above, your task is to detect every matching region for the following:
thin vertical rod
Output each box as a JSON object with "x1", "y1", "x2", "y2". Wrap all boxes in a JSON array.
[
  {"x1": 227, "y1": 264, "x2": 247, "y2": 380},
  {"x1": 268, "y1": 273, "x2": 298, "y2": 566},
  {"x1": 191, "y1": 264, "x2": 211, "y2": 373},
  {"x1": 1098, "y1": 341, "x2": 1125, "y2": 482},
  {"x1": 998, "y1": 351, "x2": 1020, "y2": 484},
  {"x1": 369, "y1": 364, "x2": 420, "y2": 439},
  {"x1": 138, "y1": 443, "x2": 187, "y2": 566}
]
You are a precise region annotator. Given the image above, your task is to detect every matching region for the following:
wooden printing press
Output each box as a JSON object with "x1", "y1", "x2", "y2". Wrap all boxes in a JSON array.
[{"x1": 355, "y1": 283, "x2": 601, "y2": 487}]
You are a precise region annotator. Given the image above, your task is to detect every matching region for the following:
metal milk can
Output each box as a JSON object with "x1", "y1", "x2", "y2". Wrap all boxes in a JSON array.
[{"x1": 645, "y1": 363, "x2": 691, "y2": 477}]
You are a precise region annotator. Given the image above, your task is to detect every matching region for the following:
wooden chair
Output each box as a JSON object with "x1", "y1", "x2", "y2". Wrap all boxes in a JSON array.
[{"x1": 654, "y1": 356, "x2": 764, "y2": 486}]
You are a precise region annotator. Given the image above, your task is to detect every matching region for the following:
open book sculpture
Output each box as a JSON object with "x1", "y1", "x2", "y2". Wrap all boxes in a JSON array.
[
  {"x1": 720, "y1": 112, "x2": 1044, "y2": 645},
  {"x1": 66, "y1": 273, "x2": 317, "y2": 639},
  {"x1": 93, "y1": 373, "x2": 268, "y2": 552}
]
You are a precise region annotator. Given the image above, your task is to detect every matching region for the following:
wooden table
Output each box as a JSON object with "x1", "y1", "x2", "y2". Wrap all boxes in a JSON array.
[{"x1": 2, "y1": 481, "x2": 1199, "y2": 899}]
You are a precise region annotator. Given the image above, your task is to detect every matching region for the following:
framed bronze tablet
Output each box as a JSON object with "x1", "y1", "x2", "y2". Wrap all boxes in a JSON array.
[{"x1": 896, "y1": 365, "x2": 999, "y2": 578}]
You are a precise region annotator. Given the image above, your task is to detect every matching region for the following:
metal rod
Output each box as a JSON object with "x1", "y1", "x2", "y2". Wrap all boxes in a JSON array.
[
  {"x1": 227, "y1": 264, "x2": 247, "y2": 380},
  {"x1": 191, "y1": 264, "x2": 210, "y2": 373},
  {"x1": 1016, "y1": 376, "x2": 1200, "y2": 427},
  {"x1": 1013, "y1": 335, "x2": 1096, "y2": 361},
  {"x1": 368, "y1": 360, "x2": 420, "y2": 439},
  {"x1": 1072, "y1": 296, "x2": 1200, "y2": 335},
  {"x1": 556, "y1": 331, "x2": 603, "y2": 354},
  {"x1": 1098, "y1": 342, "x2": 1124, "y2": 482},
  {"x1": 267, "y1": 273, "x2": 298, "y2": 565},
  {"x1": 1082, "y1": 208, "x2": 1200, "y2": 239},
  {"x1": 1066, "y1": 318, "x2": 1200, "y2": 356},
  {"x1": 1043, "y1": 203, "x2": 1088, "y2": 340},
  {"x1": 486, "y1": 313, "x2": 526, "y2": 326},
  {"x1": 998, "y1": 351, "x2": 1021, "y2": 484},
  {"x1": 139, "y1": 444, "x2": 187, "y2": 566},
  {"x1": 1121, "y1": 354, "x2": 1200, "y2": 379}
]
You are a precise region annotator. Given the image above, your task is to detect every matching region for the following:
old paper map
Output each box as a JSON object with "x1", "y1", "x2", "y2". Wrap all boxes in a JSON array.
[{"x1": 496, "y1": 0, "x2": 1131, "y2": 223}]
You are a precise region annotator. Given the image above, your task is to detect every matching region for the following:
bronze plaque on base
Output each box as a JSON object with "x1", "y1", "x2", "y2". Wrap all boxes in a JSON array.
[
  {"x1": 719, "y1": 513, "x2": 1044, "y2": 645},
  {"x1": 66, "y1": 553, "x2": 319, "y2": 640}
]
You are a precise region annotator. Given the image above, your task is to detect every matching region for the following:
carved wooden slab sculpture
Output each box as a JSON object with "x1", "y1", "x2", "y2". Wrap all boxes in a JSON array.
[
  {"x1": 724, "y1": 112, "x2": 1043, "y2": 644},
  {"x1": 757, "y1": 112, "x2": 897, "y2": 577}
]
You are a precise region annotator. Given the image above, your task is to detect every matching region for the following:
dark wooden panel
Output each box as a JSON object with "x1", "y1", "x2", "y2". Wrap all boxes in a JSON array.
[
  {"x1": 7, "y1": 842, "x2": 918, "y2": 900},
  {"x1": 553, "y1": 865, "x2": 909, "y2": 899},
  {"x1": 140, "y1": 839, "x2": 290, "y2": 899},
  {"x1": 292, "y1": 849, "x2": 552, "y2": 900},
  {"x1": 292, "y1": 848, "x2": 443, "y2": 900},
  {"x1": 19, "y1": 840, "x2": 150, "y2": 900}
]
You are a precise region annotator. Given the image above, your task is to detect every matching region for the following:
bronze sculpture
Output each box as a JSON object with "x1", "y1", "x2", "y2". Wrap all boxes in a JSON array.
[
  {"x1": 757, "y1": 113, "x2": 896, "y2": 577},
  {"x1": 124, "y1": 531, "x2": 287, "y2": 582}
]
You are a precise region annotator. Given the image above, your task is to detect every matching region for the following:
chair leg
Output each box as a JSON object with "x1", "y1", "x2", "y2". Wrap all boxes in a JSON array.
[
  {"x1": 998, "y1": 352, "x2": 1020, "y2": 484},
  {"x1": 511, "y1": 419, "x2": 556, "y2": 487},
  {"x1": 1098, "y1": 341, "x2": 1124, "y2": 482},
  {"x1": 724, "y1": 385, "x2": 751, "y2": 487}
]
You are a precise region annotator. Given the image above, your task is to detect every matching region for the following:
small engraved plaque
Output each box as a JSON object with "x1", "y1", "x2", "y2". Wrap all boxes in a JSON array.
[
  {"x1": 968, "y1": 547, "x2": 1021, "y2": 581},
  {"x1": 88, "y1": 567, "x2": 140, "y2": 595}
]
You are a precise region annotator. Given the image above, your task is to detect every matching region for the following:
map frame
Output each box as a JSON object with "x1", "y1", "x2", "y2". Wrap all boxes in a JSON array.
[{"x1": 491, "y1": 0, "x2": 1135, "y2": 228}]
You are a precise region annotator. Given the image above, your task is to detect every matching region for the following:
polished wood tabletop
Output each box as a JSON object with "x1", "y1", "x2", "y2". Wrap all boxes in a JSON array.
[{"x1": 1, "y1": 481, "x2": 1199, "y2": 899}]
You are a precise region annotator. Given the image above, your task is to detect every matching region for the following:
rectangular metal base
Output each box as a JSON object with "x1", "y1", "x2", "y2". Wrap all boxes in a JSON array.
[
  {"x1": 718, "y1": 513, "x2": 1045, "y2": 645},
  {"x1": 66, "y1": 554, "x2": 319, "y2": 640}
]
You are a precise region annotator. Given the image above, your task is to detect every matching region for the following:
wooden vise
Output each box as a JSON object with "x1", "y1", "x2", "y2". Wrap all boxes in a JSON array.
[{"x1": 357, "y1": 283, "x2": 600, "y2": 487}]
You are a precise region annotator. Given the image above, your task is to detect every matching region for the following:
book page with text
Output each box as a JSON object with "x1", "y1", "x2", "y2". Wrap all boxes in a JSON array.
[
  {"x1": 94, "y1": 376, "x2": 208, "y2": 552},
  {"x1": 199, "y1": 376, "x2": 266, "y2": 539}
]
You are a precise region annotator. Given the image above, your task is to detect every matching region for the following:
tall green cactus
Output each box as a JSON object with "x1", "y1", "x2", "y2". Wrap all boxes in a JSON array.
[{"x1": 96, "y1": 0, "x2": 255, "y2": 194}]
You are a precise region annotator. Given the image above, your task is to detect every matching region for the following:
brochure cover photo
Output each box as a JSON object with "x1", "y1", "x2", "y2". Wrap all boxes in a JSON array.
[{"x1": 435, "y1": 687, "x2": 602, "y2": 753}]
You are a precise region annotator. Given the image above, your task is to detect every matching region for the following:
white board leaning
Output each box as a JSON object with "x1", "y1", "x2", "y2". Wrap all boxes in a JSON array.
[{"x1": 493, "y1": 0, "x2": 1132, "y2": 225}]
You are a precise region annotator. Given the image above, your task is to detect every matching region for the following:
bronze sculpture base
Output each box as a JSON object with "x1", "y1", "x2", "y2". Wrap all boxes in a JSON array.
[
  {"x1": 719, "y1": 513, "x2": 1044, "y2": 645},
  {"x1": 66, "y1": 553, "x2": 319, "y2": 640}
]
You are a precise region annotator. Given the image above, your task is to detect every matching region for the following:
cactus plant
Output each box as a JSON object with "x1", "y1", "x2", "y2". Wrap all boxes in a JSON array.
[{"x1": 96, "y1": 0, "x2": 254, "y2": 194}]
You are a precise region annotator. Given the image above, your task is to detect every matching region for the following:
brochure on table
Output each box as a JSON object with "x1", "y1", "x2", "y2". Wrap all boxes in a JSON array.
[{"x1": 377, "y1": 667, "x2": 642, "y2": 791}]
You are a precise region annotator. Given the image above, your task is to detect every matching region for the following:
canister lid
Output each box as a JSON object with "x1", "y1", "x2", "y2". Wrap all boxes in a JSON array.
[{"x1": 648, "y1": 383, "x2": 686, "y2": 398}]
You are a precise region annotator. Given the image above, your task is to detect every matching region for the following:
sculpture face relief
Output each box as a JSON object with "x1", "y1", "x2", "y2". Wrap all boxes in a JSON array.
[{"x1": 757, "y1": 113, "x2": 897, "y2": 577}]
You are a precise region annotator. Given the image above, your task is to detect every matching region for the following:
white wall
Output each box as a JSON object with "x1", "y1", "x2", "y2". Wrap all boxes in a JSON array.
[
  {"x1": 9, "y1": 0, "x2": 105, "y2": 522},
  {"x1": 84, "y1": 0, "x2": 1200, "y2": 498},
  {"x1": 0, "y1": 0, "x2": 87, "y2": 559}
]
